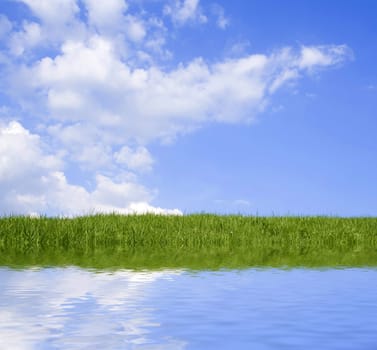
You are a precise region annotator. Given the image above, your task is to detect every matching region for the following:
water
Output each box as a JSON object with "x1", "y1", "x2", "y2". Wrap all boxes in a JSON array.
[{"x1": 0, "y1": 267, "x2": 376, "y2": 349}]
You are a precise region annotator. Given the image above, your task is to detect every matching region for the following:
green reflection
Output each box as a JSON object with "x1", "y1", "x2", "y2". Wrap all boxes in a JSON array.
[{"x1": 1, "y1": 215, "x2": 377, "y2": 269}]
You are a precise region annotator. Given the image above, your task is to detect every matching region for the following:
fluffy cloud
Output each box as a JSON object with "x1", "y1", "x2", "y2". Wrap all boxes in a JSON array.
[
  {"x1": 23, "y1": 39, "x2": 350, "y2": 147},
  {"x1": 211, "y1": 4, "x2": 229, "y2": 29},
  {"x1": 0, "y1": 14, "x2": 12, "y2": 39},
  {"x1": 9, "y1": 0, "x2": 84, "y2": 56},
  {"x1": 9, "y1": 21, "x2": 42, "y2": 56},
  {"x1": 83, "y1": 0, "x2": 128, "y2": 29},
  {"x1": 114, "y1": 146, "x2": 154, "y2": 173},
  {"x1": 19, "y1": 0, "x2": 80, "y2": 24},
  {"x1": 0, "y1": 121, "x2": 180, "y2": 216},
  {"x1": 83, "y1": 0, "x2": 146, "y2": 43},
  {"x1": 299, "y1": 45, "x2": 352, "y2": 69},
  {"x1": 164, "y1": 0, "x2": 207, "y2": 25},
  {"x1": 0, "y1": 1, "x2": 351, "y2": 216}
]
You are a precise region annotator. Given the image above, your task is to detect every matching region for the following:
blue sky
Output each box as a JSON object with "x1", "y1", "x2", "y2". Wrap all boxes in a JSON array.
[{"x1": 0, "y1": 0, "x2": 376, "y2": 216}]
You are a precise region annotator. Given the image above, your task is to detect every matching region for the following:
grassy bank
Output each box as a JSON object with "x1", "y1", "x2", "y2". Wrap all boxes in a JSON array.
[{"x1": 1, "y1": 214, "x2": 377, "y2": 269}]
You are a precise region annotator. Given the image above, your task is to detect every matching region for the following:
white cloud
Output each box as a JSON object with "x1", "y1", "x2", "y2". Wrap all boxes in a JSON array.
[
  {"x1": 48, "y1": 89, "x2": 83, "y2": 110},
  {"x1": 46, "y1": 123, "x2": 113, "y2": 169},
  {"x1": 0, "y1": 121, "x2": 61, "y2": 185},
  {"x1": 0, "y1": 15, "x2": 12, "y2": 39},
  {"x1": 211, "y1": 4, "x2": 229, "y2": 29},
  {"x1": 9, "y1": 21, "x2": 42, "y2": 56},
  {"x1": 114, "y1": 146, "x2": 154, "y2": 173},
  {"x1": 0, "y1": 121, "x2": 181, "y2": 216},
  {"x1": 83, "y1": 0, "x2": 146, "y2": 43},
  {"x1": 226, "y1": 40, "x2": 251, "y2": 57},
  {"x1": 124, "y1": 15, "x2": 146, "y2": 42},
  {"x1": 299, "y1": 45, "x2": 352, "y2": 70},
  {"x1": 268, "y1": 45, "x2": 352, "y2": 93},
  {"x1": 269, "y1": 68, "x2": 299, "y2": 93},
  {"x1": 164, "y1": 0, "x2": 207, "y2": 25},
  {"x1": 37, "y1": 37, "x2": 117, "y2": 86},
  {"x1": 91, "y1": 174, "x2": 152, "y2": 210},
  {"x1": 125, "y1": 202, "x2": 183, "y2": 215},
  {"x1": 7, "y1": 0, "x2": 164, "y2": 63},
  {"x1": 83, "y1": 0, "x2": 128, "y2": 30},
  {"x1": 9, "y1": 0, "x2": 85, "y2": 56},
  {"x1": 20, "y1": 41, "x2": 350, "y2": 148},
  {"x1": 19, "y1": 0, "x2": 80, "y2": 25}
]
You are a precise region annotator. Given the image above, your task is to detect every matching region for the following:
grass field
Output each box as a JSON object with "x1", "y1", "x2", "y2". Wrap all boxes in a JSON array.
[{"x1": 1, "y1": 214, "x2": 376, "y2": 269}]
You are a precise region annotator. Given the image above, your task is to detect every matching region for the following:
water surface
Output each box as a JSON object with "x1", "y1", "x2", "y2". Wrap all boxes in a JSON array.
[{"x1": 1, "y1": 267, "x2": 376, "y2": 349}]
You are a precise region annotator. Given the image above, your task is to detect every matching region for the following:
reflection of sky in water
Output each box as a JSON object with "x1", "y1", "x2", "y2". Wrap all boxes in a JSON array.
[
  {"x1": 1, "y1": 268, "x2": 377, "y2": 349},
  {"x1": 0, "y1": 268, "x2": 185, "y2": 349}
]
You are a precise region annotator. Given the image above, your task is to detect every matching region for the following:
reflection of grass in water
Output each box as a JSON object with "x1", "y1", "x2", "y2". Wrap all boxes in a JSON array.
[
  {"x1": 2, "y1": 246, "x2": 377, "y2": 270},
  {"x1": 1, "y1": 214, "x2": 376, "y2": 269}
]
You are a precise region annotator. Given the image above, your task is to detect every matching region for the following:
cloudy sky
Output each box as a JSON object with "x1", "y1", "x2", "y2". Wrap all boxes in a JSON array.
[{"x1": 0, "y1": 0, "x2": 376, "y2": 216}]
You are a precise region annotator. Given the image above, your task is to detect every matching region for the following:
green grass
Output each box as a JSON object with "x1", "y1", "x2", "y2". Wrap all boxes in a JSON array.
[{"x1": 1, "y1": 214, "x2": 377, "y2": 270}]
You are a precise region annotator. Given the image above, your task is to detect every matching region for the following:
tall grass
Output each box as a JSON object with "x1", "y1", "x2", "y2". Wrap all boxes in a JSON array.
[{"x1": 1, "y1": 214, "x2": 376, "y2": 269}]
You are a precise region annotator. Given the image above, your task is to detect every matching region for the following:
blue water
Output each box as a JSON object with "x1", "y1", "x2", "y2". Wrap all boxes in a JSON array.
[{"x1": 0, "y1": 267, "x2": 376, "y2": 349}]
